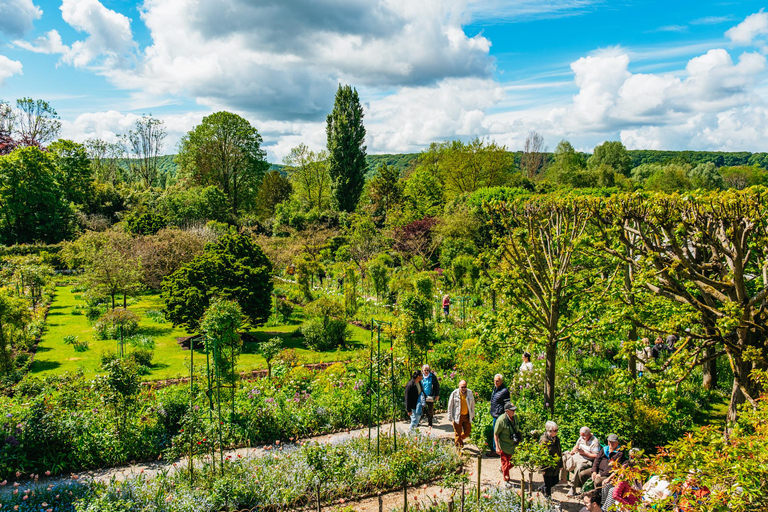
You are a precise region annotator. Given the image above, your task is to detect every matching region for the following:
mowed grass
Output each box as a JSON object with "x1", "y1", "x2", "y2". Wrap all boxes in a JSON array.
[{"x1": 31, "y1": 285, "x2": 385, "y2": 381}]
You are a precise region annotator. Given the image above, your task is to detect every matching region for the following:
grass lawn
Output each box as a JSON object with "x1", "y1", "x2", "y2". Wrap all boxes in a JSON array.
[{"x1": 30, "y1": 285, "x2": 386, "y2": 381}]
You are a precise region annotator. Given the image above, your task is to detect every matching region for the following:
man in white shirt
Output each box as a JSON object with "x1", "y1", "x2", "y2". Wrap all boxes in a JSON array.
[{"x1": 567, "y1": 426, "x2": 600, "y2": 497}]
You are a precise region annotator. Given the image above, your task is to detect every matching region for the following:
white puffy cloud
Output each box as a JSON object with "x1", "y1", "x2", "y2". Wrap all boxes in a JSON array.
[
  {"x1": 0, "y1": 55, "x2": 23, "y2": 86},
  {"x1": 96, "y1": 0, "x2": 493, "y2": 121},
  {"x1": 725, "y1": 10, "x2": 768, "y2": 46},
  {"x1": 59, "y1": 0, "x2": 136, "y2": 68},
  {"x1": 14, "y1": 30, "x2": 68, "y2": 54},
  {"x1": 0, "y1": 0, "x2": 42, "y2": 39}
]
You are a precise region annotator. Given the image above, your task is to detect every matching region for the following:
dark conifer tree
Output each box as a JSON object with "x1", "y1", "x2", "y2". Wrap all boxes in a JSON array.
[{"x1": 326, "y1": 84, "x2": 368, "y2": 212}]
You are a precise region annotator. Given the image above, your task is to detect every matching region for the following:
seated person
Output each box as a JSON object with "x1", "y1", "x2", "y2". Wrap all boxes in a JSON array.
[
  {"x1": 580, "y1": 491, "x2": 602, "y2": 512},
  {"x1": 567, "y1": 426, "x2": 600, "y2": 497}
]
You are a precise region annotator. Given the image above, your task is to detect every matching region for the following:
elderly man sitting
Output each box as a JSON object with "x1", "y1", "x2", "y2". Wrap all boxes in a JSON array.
[{"x1": 567, "y1": 426, "x2": 600, "y2": 497}]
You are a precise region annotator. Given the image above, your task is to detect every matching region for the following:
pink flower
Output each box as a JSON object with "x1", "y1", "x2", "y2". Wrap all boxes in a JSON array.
[{"x1": 45, "y1": 471, "x2": 51, "y2": 476}]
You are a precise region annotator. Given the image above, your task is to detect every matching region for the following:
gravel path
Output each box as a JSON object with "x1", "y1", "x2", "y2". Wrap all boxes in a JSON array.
[{"x1": 4, "y1": 412, "x2": 585, "y2": 511}]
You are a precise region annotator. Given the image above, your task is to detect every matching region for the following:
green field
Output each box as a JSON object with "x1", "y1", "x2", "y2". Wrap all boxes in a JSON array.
[{"x1": 30, "y1": 285, "x2": 384, "y2": 381}]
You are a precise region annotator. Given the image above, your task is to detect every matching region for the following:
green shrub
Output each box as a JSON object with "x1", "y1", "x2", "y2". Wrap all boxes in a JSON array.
[
  {"x1": 144, "y1": 309, "x2": 166, "y2": 323},
  {"x1": 129, "y1": 349, "x2": 154, "y2": 369},
  {"x1": 126, "y1": 334, "x2": 156, "y2": 350},
  {"x1": 94, "y1": 308, "x2": 140, "y2": 340},
  {"x1": 63, "y1": 335, "x2": 77, "y2": 345}
]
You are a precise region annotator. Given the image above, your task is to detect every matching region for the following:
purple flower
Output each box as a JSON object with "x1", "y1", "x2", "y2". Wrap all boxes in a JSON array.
[
  {"x1": 4, "y1": 435, "x2": 19, "y2": 446},
  {"x1": 5, "y1": 414, "x2": 11, "y2": 419}
]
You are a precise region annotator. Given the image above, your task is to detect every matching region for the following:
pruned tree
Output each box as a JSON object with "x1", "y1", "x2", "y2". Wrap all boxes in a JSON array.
[
  {"x1": 123, "y1": 115, "x2": 166, "y2": 187},
  {"x1": 521, "y1": 131, "x2": 546, "y2": 179},
  {"x1": 588, "y1": 189, "x2": 768, "y2": 422},
  {"x1": 487, "y1": 196, "x2": 598, "y2": 416}
]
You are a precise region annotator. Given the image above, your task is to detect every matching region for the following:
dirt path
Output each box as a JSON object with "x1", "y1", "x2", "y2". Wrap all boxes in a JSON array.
[{"x1": 6, "y1": 412, "x2": 584, "y2": 511}]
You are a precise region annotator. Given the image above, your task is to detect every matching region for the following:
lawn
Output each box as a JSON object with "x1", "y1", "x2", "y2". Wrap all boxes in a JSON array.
[{"x1": 30, "y1": 284, "x2": 388, "y2": 381}]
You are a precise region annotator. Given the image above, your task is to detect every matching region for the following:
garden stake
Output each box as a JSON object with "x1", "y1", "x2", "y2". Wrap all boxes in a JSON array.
[
  {"x1": 316, "y1": 483, "x2": 321, "y2": 512},
  {"x1": 189, "y1": 334, "x2": 194, "y2": 484},
  {"x1": 476, "y1": 455, "x2": 481, "y2": 502}
]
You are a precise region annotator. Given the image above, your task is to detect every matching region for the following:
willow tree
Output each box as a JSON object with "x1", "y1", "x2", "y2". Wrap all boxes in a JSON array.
[
  {"x1": 588, "y1": 188, "x2": 768, "y2": 421},
  {"x1": 486, "y1": 195, "x2": 600, "y2": 415}
]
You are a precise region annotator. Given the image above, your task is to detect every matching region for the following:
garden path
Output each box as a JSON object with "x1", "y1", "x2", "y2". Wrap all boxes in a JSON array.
[{"x1": 14, "y1": 411, "x2": 582, "y2": 511}]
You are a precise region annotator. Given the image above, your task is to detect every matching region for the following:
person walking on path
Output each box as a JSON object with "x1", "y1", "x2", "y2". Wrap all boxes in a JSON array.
[
  {"x1": 404, "y1": 370, "x2": 424, "y2": 430},
  {"x1": 493, "y1": 403, "x2": 522, "y2": 485},
  {"x1": 442, "y1": 294, "x2": 451, "y2": 316},
  {"x1": 421, "y1": 364, "x2": 440, "y2": 428},
  {"x1": 539, "y1": 421, "x2": 563, "y2": 498},
  {"x1": 447, "y1": 380, "x2": 475, "y2": 449},
  {"x1": 488, "y1": 373, "x2": 510, "y2": 456}
]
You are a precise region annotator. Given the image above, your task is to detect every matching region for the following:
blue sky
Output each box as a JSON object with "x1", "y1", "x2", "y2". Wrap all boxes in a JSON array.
[{"x1": 1, "y1": 0, "x2": 767, "y2": 161}]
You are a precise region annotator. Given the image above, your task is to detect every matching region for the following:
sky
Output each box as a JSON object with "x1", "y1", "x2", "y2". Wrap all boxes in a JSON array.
[{"x1": 1, "y1": 0, "x2": 768, "y2": 162}]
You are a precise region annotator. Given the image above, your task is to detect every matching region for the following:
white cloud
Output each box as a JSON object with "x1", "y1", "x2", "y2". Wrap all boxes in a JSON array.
[
  {"x1": 467, "y1": 0, "x2": 598, "y2": 23},
  {"x1": 0, "y1": 0, "x2": 42, "y2": 39},
  {"x1": 0, "y1": 55, "x2": 23, "y2": 86},
  {"x1": 14, "y1": 30, "x2": 68, "y2": 54},
  {"x1": 94, "y1": 0, "x2": 494, "y2": 121},
  {"x1": 725, "y1": 10, "x2": 768, "y2": 46},
  {"x1": 59, "y1": 0, "x2": 136, "y2": 68}
]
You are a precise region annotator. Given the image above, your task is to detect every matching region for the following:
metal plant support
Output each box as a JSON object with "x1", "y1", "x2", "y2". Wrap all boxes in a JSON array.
[{"x1": 368, "y1": 319, "x2": 397, "y2": 456}]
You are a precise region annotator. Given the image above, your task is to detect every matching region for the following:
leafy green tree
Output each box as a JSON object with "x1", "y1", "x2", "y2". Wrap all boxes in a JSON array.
[
  {"x1": 549, "y1": 140, "x2": 587, "y2": 186},
  {"x1": 159, "y1": 185, "x2": 229, "y2": 226},
  {"x1": 200, "y1": 298, "x2": 244, "y2": 384},
  {"x1": 177, "y1": 111, "x2": 269, "y2": 217},
  {"x1": 326, "y1": 85, "x2": 368, "y2": 212},
  {"x1": 48, "y1": 140, "x2": 93, "y2": 205},
  {"x1": 431, "y1": 138, "x2": 514, "y2": 198},
  {"x1": 15, "y1": 97, "x2": 61, "y2": 145},
  {"x1": 257, "y1": 336, "x2": 283, "y2": 378},
  {"x1": 400, "y1": 167, "x2": 445, "y2": 224},
  {"x1": 63, "y1": 230, "x2": 142, "y2": 309},
  {"x1": 588, "y1": 140, "x2": 631, "y2": 176},
  {"x1": 644, "y1": 163, "x2": 692, "y2": 192},
  {"x1": 123, "y1": 115, "x2": 166, "y2": 187},
  {"x1": 162, "y1": 233, "x2": 273, "y2": 331},
  {"x1": 100, "y1": 358, "x2": 141, "y2": 434},
  {"x1": 255, "y1": 170, "x2": 292, "y2": 219},
  {"x1": 688, "y1": 162, "x2": 725, "y2": 190},
  {"x1": 283, "y1": 144, "x2": 330, "y2": 210},
  {"x1": 0, "y1": 146, "x2": 74, "y2": 244},
  {"x1": 367, "y1": 253, "x2": 393, "y2": 301},
  {"x1": 363, "y1": 164, "x2": 402, "y2": 225},
  {"x1": 84, "y1": 137, "x2": 126, "y2": 184}
]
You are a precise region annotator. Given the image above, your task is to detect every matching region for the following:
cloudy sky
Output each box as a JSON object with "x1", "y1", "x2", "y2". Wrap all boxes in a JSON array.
[{"x1": 1, "y1": 0, "x2": 767, "y2": 162}]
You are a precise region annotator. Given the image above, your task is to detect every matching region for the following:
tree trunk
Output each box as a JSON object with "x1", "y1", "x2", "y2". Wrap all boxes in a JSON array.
[
  {"x1": 544, "y1": 340, "x2": 557, "y2": 417},
  {"x1": 727, "y1": 351, "x2": 761, "y2": 424},
  {"x1": 123, "y1": 293, "x2": 127, "y2": 309},
  {"x1": 702, "y1": 346, "x2": 717, "y2": 390},
  {"x1": 111, "y1": 292, "x2": 116, "y2": 310},
  {"x1": 628, "y1": 324, "x2": 638, "y2": 377}
]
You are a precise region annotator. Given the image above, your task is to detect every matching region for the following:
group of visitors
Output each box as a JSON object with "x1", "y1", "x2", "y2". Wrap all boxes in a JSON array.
[
  {"x1": 635, "y1": 333, "x2": 680, "y2": 376},
  {"x1": 403, "y1": 354, "x2": 708, "y2": 509}
]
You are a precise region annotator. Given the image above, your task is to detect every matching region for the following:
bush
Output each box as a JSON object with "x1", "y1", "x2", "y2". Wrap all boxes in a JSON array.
[
  {"x1": 301, "y1": 318, "x2": 351, "y2": 351},
  {"x1": 144, "y1": 309, "x2": 167, "y2": 323},
  {"x1": 129, "y1": 349, "x2": 154, "y2": 369},
  {"x1": 94, "y1": 308, "x2": 140, "y2": 340}
]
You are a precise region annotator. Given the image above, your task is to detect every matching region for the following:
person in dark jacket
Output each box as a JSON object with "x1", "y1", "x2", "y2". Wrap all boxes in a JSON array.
[
  {"x1": 488, "y1": 373, "x2": 510, "y2": 456},
  {"x1": 421, "y1": 364, "x2": 440, "y2": 427},
  {"x1": 404, "y1": 371, "x2": 424, "y2": 430},
  {"x1": 539, "y1": 421, "x2": 563, "y2": 497},
  {"x1": 592, "y1": 434, "x2": 627, "y2": 493}
]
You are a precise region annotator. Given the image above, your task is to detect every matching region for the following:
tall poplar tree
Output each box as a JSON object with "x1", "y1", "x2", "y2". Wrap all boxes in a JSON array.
[{"x1": 326, "y1": 85, "x2": 368, "y2": 212}]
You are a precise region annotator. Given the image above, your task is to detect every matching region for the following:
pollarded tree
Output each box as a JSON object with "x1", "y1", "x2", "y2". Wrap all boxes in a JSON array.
[
  {"x1": 162, "y1": 233, "x2": 273, "y2": 331},
  {"x1": 177, "y1": 112, "x2": 269, "y2": 217},
  {"x1": 486, "y1": 195, "x2": 596, "y2": 416},
  {"x1": 326, "y1": 84, "x2": 367, "y2": 212},
  {"x1": 588, "y1": 189, "x2": 768, "y2": 422}
]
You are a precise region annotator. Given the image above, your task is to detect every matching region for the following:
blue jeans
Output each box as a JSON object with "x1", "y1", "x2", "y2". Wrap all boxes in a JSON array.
[{"x1": 410, "y1": 398, "x2": 424, "y2": 430}]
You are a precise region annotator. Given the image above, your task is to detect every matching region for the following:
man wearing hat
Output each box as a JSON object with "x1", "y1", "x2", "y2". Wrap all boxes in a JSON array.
[
  {"x1": 493, "y1": 403, "x2": 522, "y2": 485},
  {"x1": 592, "y1": 434, "x2": 627, "y2": 498}
]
